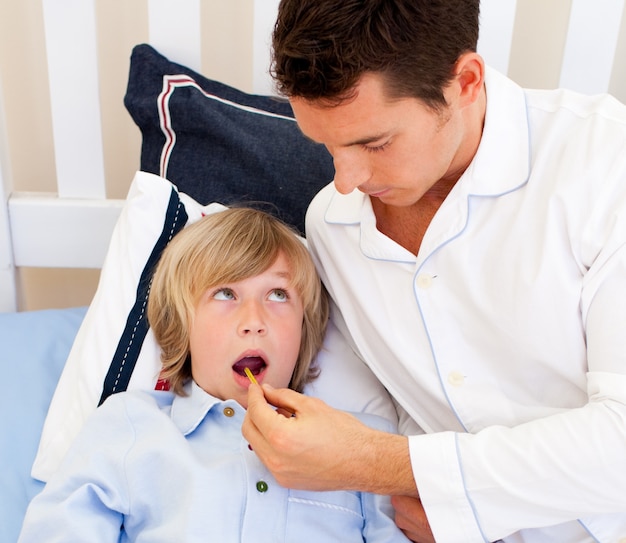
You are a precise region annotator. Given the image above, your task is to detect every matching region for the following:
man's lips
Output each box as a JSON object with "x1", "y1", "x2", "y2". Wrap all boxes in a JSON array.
[
  {"x1": 362, "y1": 187, "x2": 389, "y2": 198},
  {"x1": 232, "y1": 356, "x2": 266, "y2": 376}
]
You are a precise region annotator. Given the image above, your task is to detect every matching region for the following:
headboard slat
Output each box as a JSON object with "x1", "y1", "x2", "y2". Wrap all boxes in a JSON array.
[
  {"x1": 9, "y1": 193, "x2": 123, "y2": 269},
  {"x1": 42, "y1": 0, "x2": 106, "y2": 199},
  {"x1": 147, "y1": 0, "x2": 202, "y2": 73},
  {"x1": 0, "y1": 198, "x2": 14, "y2": 307},
  {"x1": 0, "y1": 82, "x2": 17, "y2": 312},
  {"x1": 477, "y1": 0, "x2": 518, "y2": 76},
  {"x1": 559, "y1": 0, "x2": 626, "y2": 95}
]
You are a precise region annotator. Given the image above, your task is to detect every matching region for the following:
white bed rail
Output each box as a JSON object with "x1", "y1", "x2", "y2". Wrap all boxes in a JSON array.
[
  {"x1": 1, "y1": 0, "x2": 625, "y2": 312},
  {"x1": 0, "y1": 78, "x2": 16, "y2": 312}
]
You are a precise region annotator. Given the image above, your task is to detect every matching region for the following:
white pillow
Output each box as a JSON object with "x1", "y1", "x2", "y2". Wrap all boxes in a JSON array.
[
  {"x1": 32, "y1": 172, "x2": 220, "y2": 480},
  {"x1": 32, "y1": 171, "x2": 398, "y2": 482}
]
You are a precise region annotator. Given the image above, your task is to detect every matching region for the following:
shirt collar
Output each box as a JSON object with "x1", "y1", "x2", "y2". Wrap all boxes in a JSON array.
[
  {"x1": 170, "y1": 381, "x2": 244, "y2": 435},
  {"x1": 468, "y1": 66, "x2": 530, "y2": 196},
  {"x1": 324, "y1": 66, "x2": 531, "y2": 227}
]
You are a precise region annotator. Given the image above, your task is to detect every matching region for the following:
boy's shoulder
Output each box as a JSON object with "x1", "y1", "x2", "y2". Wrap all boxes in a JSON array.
[{"x1": 99, "y1": 388, "x2": 176, "y2": 418}]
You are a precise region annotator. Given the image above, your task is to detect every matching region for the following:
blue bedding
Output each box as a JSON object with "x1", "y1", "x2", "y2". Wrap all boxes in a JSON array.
[{"x1": 0, "y1": 306, "x2": 86, "y2": 543}]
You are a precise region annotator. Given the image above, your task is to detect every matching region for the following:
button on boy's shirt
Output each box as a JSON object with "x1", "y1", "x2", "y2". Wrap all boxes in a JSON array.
[{"x1": 19, "y1": 382, "x2": 409, "y2": 543}]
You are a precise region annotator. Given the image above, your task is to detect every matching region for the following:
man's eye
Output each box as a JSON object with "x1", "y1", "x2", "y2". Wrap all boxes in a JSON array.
[
  {"x1": 213, "y1": 288, "x2": 235, "y2": 300},
  {"x1": 363, "y1": 141, "x2": 390, "y2": 153},
  {"x1": 268, "y1": 289, "x2": 288, "y2": 302}
]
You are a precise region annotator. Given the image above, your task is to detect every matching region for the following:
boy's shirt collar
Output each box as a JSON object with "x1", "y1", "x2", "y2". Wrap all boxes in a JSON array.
[{"x1": 169, "y1": 380, "x2": 244, "y2": 435}]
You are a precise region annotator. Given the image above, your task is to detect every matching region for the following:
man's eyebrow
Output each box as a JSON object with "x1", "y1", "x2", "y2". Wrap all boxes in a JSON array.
[{"x1": 301, "y1": 131, "x2": 391, "y2": 147}]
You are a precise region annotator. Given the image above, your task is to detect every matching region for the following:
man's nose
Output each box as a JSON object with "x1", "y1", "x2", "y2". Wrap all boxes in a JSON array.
[{"x1": 331, "y1": 148, "x2": 371, "y2": 194}]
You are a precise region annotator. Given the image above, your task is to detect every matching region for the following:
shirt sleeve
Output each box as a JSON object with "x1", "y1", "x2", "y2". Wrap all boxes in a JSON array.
[
  {"x1": 410, "y1": 376, "x2": 626, "y2": 543},
  {"x1": 18, "y1": 395, "x2": 133, "y2": 542}
]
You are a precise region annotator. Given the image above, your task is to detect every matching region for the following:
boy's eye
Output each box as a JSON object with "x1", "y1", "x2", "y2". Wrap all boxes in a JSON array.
[
  {"x1": 213, "y1": 288, "x2": 235, "y2": 300},
  {"x1": 268, "y1": 289, "x2": 288, "y2": 302}
]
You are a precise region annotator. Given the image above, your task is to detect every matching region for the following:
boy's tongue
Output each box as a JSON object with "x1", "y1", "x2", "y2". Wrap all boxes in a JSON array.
[{"x1": 232, "y1": 357, "x2": 265, "y2": 376}]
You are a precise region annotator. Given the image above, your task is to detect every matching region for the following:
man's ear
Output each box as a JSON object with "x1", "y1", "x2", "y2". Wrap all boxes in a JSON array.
[{"x1": 455, "y1": 52, "x2": 485, "y2": 107}]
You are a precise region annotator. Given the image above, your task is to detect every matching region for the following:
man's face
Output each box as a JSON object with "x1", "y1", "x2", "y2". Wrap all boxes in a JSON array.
[{"x1": 290, "y1": 73, "x2": 470, "y2": 208}]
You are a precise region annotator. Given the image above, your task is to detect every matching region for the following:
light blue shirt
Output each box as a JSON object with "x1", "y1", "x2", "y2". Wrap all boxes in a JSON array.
[{"x1": 19, "y1": 382, "x2": 409, "y2": 542}]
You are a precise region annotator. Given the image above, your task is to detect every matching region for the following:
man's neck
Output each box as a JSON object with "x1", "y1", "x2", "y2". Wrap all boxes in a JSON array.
[{"x1": 372, "y1": 85, "x2": 486, "y2": 256}]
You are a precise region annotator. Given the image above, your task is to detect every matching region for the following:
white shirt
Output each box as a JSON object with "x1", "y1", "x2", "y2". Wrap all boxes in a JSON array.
[{"x1": 306, "y1": 67, "x2": 626, "y2": 543}]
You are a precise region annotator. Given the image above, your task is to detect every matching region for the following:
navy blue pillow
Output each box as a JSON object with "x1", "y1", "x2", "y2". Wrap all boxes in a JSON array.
[{"x1": 124, "y1": 44, "x2": 334, "y2": 235}]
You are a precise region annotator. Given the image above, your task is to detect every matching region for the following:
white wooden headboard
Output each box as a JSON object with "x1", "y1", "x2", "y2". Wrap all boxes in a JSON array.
[{"x1": 1, "y1": 0, "x2": 625, "y2": 312}]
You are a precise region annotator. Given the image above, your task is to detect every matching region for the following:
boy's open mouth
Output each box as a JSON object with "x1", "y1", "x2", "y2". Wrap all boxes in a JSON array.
[{"x1": 232, "y1": 356, "x2": 266, "y2": 376}]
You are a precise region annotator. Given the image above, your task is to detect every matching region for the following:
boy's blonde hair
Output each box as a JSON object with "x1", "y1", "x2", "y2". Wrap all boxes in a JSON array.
[{"x1": 147, "y1": 207, "x2": 329, "y2": 395}]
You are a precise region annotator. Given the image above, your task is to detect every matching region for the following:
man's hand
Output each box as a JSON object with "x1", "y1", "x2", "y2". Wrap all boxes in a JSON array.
[
  {"x1": 242, "y1": 383, "x2": 416, "y2": 495},
  {"x1": 391, "y1": 495, "x2": 435, "y2": 543}
]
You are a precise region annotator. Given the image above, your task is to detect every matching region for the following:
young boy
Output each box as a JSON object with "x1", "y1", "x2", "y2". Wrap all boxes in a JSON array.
[{"x1": 19, "y1": 208, "x2": 409, "y2": 542}]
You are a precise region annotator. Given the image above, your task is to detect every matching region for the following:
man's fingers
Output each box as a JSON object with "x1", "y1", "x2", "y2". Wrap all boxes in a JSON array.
[
  {"x1": 260, "y1": 384, "x2": 306, "y2": 413},
  {"x1": 243, "y1": 384, "x2": 299, "y2": 445},
  {"x1": 391, "y1": 495, "x2": 435, "y2": 543}
]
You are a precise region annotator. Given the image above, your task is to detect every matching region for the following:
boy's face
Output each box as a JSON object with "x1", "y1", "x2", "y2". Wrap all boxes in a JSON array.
[{"x1": 189, "y1": 252, "x2": 304, "y2": 408}]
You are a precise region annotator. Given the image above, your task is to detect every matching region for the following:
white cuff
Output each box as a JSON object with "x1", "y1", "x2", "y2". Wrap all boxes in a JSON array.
[{"x1": 408, "y1": 432, "x2": 487, "y2": 543}]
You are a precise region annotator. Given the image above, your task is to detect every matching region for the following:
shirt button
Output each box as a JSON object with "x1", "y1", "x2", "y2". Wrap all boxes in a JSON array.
[
  {"x1": 416, "y1": 274, "x2": 433, "y2": 289},
  {"x1": 447, "y1": 371, "x2": 465, "y2": 387},
  {"x1": 256, "y1": 480, "x2": 269, "y2": 493},
  {"x1": 223, "y1": 407, "x2": 235, "y2": 417}
]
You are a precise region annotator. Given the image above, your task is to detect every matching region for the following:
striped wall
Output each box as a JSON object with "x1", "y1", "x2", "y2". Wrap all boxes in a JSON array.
[{"x1": 1, "y1": 0, "x2": 625, "y2": 310}]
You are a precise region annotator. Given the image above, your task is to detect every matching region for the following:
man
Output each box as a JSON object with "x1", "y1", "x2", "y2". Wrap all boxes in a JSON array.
[{"x1": 243, "y1": 1, "x2": 626, "y2": 541}]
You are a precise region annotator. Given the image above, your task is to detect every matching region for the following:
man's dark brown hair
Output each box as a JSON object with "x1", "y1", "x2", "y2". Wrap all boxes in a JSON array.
[{"x1": 271, "y1": 0, "x2": 480, "y2": 109}]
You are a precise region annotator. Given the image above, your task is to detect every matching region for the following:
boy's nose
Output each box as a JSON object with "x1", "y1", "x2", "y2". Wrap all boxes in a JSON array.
[{"x1": 238, "y1": 301, "x2": 267, "y2": 335}]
